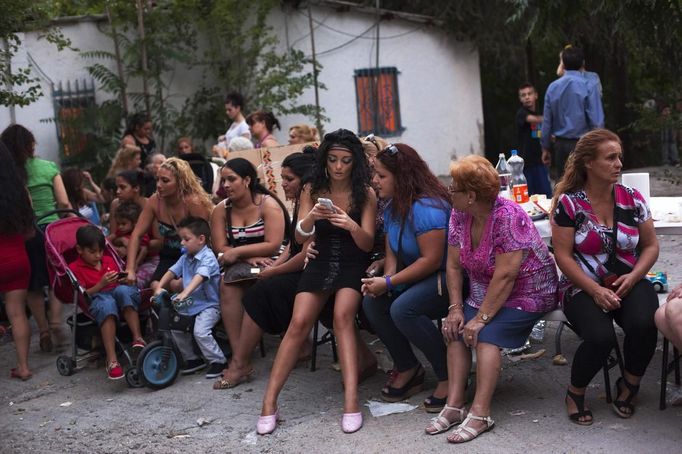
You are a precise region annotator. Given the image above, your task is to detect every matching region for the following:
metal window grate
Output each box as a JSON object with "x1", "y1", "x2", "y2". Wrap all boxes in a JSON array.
[
  {"x1": 52, "y1": 79, "x2": 96, "y2": 157},
  {"x1": 354, "y1": 67, "x2": 403, "y2": 137}
]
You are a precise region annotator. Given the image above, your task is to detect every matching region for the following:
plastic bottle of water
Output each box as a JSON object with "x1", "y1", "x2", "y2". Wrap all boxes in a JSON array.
[
  {"x1": 494, "y1": 153, "x2": 512, "y2": 200},
  {"x1": 508, "y1": 149, "x2": 529, "y2": 203}
]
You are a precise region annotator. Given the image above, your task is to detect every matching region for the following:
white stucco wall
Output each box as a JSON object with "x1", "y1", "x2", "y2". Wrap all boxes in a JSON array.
[
  {"x1": 274, "y1": 5, "x2": 484, "y2": 176},
  {"x1": 1, "y1": 6, "x2": 483, "y2": 175}
]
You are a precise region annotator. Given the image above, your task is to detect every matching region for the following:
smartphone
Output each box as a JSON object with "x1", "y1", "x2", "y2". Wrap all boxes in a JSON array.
[
  {"x1": 317, "y1": 197, "x2": 335, "y2": 212},
  {"x1": 116, "y1": 272, "x2": 128, "y2": 279}
]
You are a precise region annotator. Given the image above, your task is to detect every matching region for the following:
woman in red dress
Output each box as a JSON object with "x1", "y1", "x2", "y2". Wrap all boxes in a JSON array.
[{"x1": 0, "y1": 142, "x2": 35, "y2": 380}]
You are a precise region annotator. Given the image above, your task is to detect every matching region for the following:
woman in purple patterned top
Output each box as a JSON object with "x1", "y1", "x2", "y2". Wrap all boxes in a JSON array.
[
  {"x1": 551, "y1": 129, "x2": 659, "y2": 426},
  {"x1": 433, "y1": 155, "x2": 558, "y2": 444}
]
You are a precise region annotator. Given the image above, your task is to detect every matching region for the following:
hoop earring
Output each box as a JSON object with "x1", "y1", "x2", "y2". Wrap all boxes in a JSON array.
[{"x1": 325, "y1": 168, "x2": 329, "y2": 179}]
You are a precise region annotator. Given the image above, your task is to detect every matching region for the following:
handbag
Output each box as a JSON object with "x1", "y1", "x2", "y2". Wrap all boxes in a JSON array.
[{"x1": 222, "y1": 261, "x2": 262, "y2": 284}]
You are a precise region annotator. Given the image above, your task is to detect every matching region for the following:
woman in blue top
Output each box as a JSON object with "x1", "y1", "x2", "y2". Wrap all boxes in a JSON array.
[{"x1": 361, "y1": 143, "x2": 452, "y2": 411}]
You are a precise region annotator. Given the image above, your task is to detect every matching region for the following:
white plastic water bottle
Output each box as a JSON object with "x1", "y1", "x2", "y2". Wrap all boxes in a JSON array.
[
  {"x1": 508, "y1": 149, "x2": 529, "y2": 203},
  {"x1": 495, "y1": 153, "x2": 512, "y2": 200}
]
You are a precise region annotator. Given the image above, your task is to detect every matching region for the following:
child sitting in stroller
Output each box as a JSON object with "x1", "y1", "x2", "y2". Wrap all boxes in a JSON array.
[
  {"x1": 69, "y1": 225, "x2": 146, "y2": 380},
  {"x1": 153, "y1": 217, "x2": 226, "y2": 379}
]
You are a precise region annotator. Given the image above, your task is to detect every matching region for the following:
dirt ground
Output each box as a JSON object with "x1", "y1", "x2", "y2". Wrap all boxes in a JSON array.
[{"x1": 1, "y1": 166, "x2": 681, "y2": 454}]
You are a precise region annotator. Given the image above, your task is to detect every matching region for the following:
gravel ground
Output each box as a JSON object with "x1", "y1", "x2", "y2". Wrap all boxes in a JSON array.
[{"x1": 1, "y1": 166, "x2": 681, "y2": 454}]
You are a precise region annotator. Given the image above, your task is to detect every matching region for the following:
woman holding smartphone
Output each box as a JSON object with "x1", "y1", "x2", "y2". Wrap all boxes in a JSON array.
[{"x1": 257, "y1": 129, "x2": 376, "y2": 435}]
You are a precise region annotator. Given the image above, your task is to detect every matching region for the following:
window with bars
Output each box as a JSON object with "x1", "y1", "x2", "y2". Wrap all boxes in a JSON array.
[
  {"x1": 52, "y1": 79, "x2": 96, "y2": 157},
  {"x1": 354, "y1": 67, "x2": 403, "y2": 137}
]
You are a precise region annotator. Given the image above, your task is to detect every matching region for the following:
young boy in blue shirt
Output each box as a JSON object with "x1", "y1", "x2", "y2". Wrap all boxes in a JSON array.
[
  {"x1": 69, "y1": 225, "x2": 144, "y2": 380},
  {"x1": 154, "y1": 217, "x2": 226, "y2": 378}
]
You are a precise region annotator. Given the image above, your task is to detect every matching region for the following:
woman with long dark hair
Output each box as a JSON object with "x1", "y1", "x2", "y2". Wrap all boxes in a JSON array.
[
  {"x1": 0, "y1": 142, "x2": 35, "y2": 380},
  {"x1": 1, "y1": 124, "x2": 71, "y2": 353},
  {"x1": 122, "y1": 112, "x2": 155, "y2": 165},
  {"x1": 257, "y1": 129, "x2": 376, "y2": 435},
  {"x1": 361, "y1": 143, "x2": 452, "y2": 412},
  {"x1": 210, "y1": 158, "x2": 289, "y2": 378},
  {"x1": 213, "y1": 151, "x2": 316, "y2": 389},
  {"x1": 61, "y1": 167, "x2": 104, "y2": 225}
]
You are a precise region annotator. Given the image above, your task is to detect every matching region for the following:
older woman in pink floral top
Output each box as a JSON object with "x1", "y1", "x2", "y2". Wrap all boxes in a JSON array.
[{"x1": 425, "y1": 155, "x2": 558, "y2": 444}]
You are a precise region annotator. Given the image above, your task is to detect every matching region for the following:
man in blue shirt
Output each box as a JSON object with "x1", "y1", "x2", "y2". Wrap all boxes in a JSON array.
[{"x1": 541, "y1": 46, "x2": 605, "y2": 178}]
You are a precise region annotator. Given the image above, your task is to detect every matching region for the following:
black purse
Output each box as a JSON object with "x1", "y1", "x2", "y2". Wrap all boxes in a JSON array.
[{"x1": 222, "y1": 201, "x2": 261, "y2": 284}]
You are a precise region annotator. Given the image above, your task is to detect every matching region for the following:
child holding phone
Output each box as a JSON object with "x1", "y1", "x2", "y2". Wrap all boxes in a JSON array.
[{"x1": 68, "y1": 225, "x2": 145, "y2": 380}]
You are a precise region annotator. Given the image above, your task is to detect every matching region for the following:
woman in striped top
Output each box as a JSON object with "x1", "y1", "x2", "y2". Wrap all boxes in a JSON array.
[{"x1": 211, "y1": 158, "x2": 289, "y2": 363}]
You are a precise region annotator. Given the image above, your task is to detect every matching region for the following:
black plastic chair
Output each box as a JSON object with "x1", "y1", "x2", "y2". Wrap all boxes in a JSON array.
[{"x1": 659, "y1": 338, "x2": 681, "y2": 410}]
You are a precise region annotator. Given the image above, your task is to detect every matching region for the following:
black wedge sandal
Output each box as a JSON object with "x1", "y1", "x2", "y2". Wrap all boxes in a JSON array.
[
  {"x1": 380, "y1": 364, "x2": 425, "y2": 402},
  {"x1": 565, "y1": 389, "x2": 593, "y2": 426},
  {"x1": 613, "y1": 376, "x2": 640, "y2": 418}
]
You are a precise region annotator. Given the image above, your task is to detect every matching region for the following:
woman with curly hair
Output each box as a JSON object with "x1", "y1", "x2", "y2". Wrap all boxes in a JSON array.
[
  {"x1": 361, "y1": 143, "x2": 452, "y2": 412},
  {"x1": 257, "y1": 129, "x2": 376, "y2": 435},
  {"x1": 0, "y1": 142, "x2": 35, "y2": 380},
  {"x1": 1, "y1": 124, "x2": 71, "y2": 353},
  {"x1": 107, "y1": 145, "x2": 142, "y2": 179},
  {"x1": 287, "y1": 124, "x2": 319, "y2": 145},
  {"x1": 125, "y1": 158, "x2": 214, "y2": 290}
]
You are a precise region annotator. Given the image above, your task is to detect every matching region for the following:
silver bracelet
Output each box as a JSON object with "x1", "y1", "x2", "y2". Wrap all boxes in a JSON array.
[{"x1": 296, "y1": 219, "x2": 315, "y2": 237}]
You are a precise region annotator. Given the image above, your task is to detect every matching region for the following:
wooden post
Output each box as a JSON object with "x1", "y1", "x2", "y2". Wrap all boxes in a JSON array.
[{"x1": 136, "y1": 0, "x2": 151, "y2": 115}]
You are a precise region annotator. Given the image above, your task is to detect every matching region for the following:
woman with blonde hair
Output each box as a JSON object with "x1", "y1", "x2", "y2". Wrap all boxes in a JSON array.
[
  {"x1": 551, "y1": 129, "x2": 659, "y2": 424},
  {"x1": 107, "y1": 145, "x2": 142, "y2": 178},
  {"x1": 288, "y1": 124, "x2": 319, "y2": 145},
  {"x1": 125, "y1": 158, "x2": 214, "y2": 290}
]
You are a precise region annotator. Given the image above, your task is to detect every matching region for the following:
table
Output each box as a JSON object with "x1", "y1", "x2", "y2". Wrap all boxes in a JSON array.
[{"x1": 533, "y1": 196, "x2": 682, "y2": 240}]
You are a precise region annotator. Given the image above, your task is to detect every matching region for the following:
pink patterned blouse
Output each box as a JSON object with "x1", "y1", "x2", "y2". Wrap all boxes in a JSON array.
[
  {"x1": 448, "y1": 197, "x2": 559, "y2": 313},
  {"x1": 552, "y1": 183, "x2": 651, "y2": 301}
]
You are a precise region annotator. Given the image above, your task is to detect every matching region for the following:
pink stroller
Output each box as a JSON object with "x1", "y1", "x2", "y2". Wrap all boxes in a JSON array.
[{"x1": 42, "y1": 212, "x2": 150, "y2": 386}]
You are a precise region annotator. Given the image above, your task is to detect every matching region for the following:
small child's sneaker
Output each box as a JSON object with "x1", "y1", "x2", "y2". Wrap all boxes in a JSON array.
[
  {"x1": 205, "y1": 362, "x2": 226, "y2": 379},
  {"x1": 106, "y1": 361, "x2": 124, "y2": 380},
  {"x1": 181, "y1": 359, "x2": 206, "y2": 375}
]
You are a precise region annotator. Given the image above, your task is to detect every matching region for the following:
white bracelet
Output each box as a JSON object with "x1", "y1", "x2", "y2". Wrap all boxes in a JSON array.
[{"x1": 296, "y1": 219, "x2": 315, "y2": 237}]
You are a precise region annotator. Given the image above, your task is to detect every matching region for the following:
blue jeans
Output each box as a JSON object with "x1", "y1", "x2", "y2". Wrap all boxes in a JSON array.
[
  {"x1": 362, "y1": 272, "x2": 449, "y2": 380},
  {"x1": 90, "y1": 285, "x2": 140, "y2": 325}
]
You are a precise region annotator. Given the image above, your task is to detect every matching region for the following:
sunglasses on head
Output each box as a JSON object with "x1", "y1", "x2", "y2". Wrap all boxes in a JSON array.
[
  {"x1": 383, "y1": 143, "x2": 399, "y2": 156},
  {"x1": 364, "y1": 133, "x2": 379, "y2": 147}
]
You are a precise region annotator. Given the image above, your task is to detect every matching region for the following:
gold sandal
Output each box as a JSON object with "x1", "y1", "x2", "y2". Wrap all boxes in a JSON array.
[{"x1": 212, "y1": 368, "x2": 254, "y2": 390}]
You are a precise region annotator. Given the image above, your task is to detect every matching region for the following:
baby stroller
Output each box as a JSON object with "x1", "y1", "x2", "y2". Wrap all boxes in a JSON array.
[
  {"x1": 136, "y1": 289, "x2": 231, "y2": 390},
  {"x1": 41, "y1": 210, "x2": 150, "y2": 387}
]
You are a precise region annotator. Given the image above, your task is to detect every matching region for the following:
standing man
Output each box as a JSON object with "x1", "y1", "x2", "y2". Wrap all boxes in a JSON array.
[
  {"x1": 516, "y1": 83, "x2": 552, "y2": 197},
  {"x1": 541, "y1": 45, "x2": 604, "y2": 178}
]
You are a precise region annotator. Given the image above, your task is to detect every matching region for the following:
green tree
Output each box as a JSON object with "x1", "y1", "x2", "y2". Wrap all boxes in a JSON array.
[{"x1": 0, "y1": 0, "x2": 73, "y2": 107}]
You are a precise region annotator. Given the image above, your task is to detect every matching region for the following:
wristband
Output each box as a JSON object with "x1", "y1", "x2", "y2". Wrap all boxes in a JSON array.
[
  {"x1": 296, "y1": 219, "x2": 315, "y2": 237},
  {"x1": 384, "y1": 275, "x2": 394, "y2": 291}
]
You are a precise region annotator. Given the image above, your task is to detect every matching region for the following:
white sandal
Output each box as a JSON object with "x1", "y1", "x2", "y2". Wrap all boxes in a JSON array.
[
  {"x1": 446, "y1": 413, "x2": 495, "y2": 443},
  {"x1": 425, "y1": 405, "x2": 467, "y2": 435}
]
